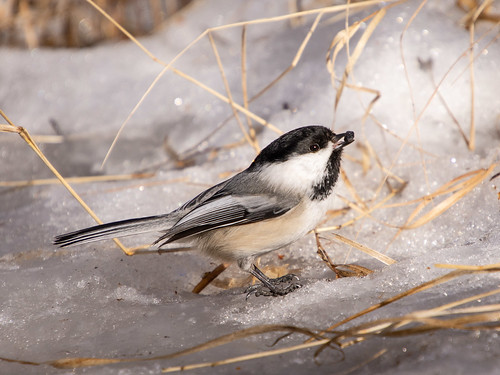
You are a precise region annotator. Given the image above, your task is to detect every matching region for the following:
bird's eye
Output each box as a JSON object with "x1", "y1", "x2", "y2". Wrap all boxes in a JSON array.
[{"x1": 309, "y1": 143, "x2": 320, "y2": 152}]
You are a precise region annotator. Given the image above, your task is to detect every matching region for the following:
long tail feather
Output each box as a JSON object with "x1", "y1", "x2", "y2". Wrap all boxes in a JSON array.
[{"x1": 53, "y1": 214, "x2": 173, "y2": 247}]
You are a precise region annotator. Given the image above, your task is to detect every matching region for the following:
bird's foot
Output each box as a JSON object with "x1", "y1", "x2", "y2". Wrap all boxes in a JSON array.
[{"x1": 246, "y1": 274, "x2": 302, "y2": 298}]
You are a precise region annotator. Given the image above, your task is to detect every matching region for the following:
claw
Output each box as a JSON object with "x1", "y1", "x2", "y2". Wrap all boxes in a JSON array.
[{"x1": 245, "y1": 273, "x2": 302, "y2": 299}]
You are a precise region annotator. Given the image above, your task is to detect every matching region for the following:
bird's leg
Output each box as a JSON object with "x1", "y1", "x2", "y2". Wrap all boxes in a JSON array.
[{"x1": 245, "y1": 264, "x2": 302, "y2": 298}]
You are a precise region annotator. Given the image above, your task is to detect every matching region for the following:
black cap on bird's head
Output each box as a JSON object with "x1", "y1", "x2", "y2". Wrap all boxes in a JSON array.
[{"x1": 251, "y1": 125, "x2": 355, "y2": 167}]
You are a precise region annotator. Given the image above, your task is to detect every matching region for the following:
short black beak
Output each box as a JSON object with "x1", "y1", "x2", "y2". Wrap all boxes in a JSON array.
[{"x1": 332, "y1": 131, "x2": 355, "y2": 150}]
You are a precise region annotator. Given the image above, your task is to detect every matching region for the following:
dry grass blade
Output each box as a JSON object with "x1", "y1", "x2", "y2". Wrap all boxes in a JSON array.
[
  {"x1": 50, "y1": 358, "x2": 128, "y2": 369},
  {"x1": 337, "y1": 349, "x2": 388, "y2": 375},
  {"x1": 0, "y1": 110, "x2": 131, "y2": 255},
  {"x1": 325, "y1": 18, "x2": 359, "y2": 78},
  {"x1": 462, "y1": 0, "x2": 496, "y2": 26},
  {"x1": 335, "y1": 193, "x2": 403, "y2": 232},
  {"x1": 311, "y1": 269, "x2": 467, "y2": 340},
  {"x1": 161, "y1": 339, "x2": 331, "y2": 373},
  {"x1": 357, "y1": 141, "x2": 371, "y2": 173},
  {"x1": 333, "y1": 7, "x2": 387, "y2": 110},
  {"x1": 33, "y1": 325, "x2": 322, "y2": 369},
  {"x1": 250, "y1": 11, "x2": 324, "y2": 102},
  {"x1": 340, "y1": 168, "x2": 368, "y2": 210},
  {"x1": 343, "y1": 82, "x2": 382, "y2": 128},
  {"x1": 367, "y1": 116, "x2": 438, "y2": 157},
  {"x1": 380, "y1": 164, "x2": 497, "y2": 248},
  {"x1": 0, "y1": 173, "x2": 154, "y2": 187},
  {"x1": 169, "y1": 66, "x2": 282, "y2": 134},
  {"x1": 20, "y1": 134, "x2": 60, "y2": 143},
  {"x1": 331, "y1": 233, "x2": 396, "y2": 266},
  {"x1": 361, "y1": 140, "x2": 408, "y2": 187},
  {"x1": 0, "y1": 123, "x2": 23, "y2": 132},
  {"x1": 465, "y1": 0, "x2": 500, "y2": 23},
  {"x1": 314, "y1": 231, "x2": 336, "y2": 272},
  {"x1": 419, "y1": 57, "x2": 470, "y2": 148},
  {"x1": 338, "y1": 309, "x2": 500, "y2": 341},
  {"x1": 240, "y1": 25, "x2": 255, "y2": 140},
  {"x1": 335, "y1": 289, "x2": 500, "y2": 343},
  {"x1": 400, "y1": 0, "x2": 428, "y2": 120},
  {"x1": 208, "y1": 31, "x2": 258, "y2": 152},
  {"x1": 315, "y1": 185, "x2": 400, "y2": 234},
  {"x1": 0, "y1": 356, "x2": 40, "y2": 367},
  {"x1": 192, "y1": 263, "x2": 229, "y2": 294},
  {"x1": 100, "y1": 67, "x2": 170, "y2": 169},
  {"x1": 435, "y1": 262, "x2": 500, "y2": 271},
  {"x1": 314, "y1": 231, "x2": 370, "y2": 278},
  {"x1": 84, "y1": 0, "x2": 158, "y2": 61},
  {"x1": 399, "y1": 0, "x2": 432, "y2": 193},
  {"x1": 382, "y1": 167, "x2": 494, "y2": 210},
  {"x1": 197, "y1": 1, "x2": 392, "y2": 30},
  {"x1": 467, "y1": 5, "x2": 480, "y2": 151},
  {"x1": 451, "y1": 21, "x2": 500, "y2": 86},
  {"x1": 419, "y1": 287, "x2": 500, "y2": 314},
  {"x1": 400, "y1": 163, "x2": 496, "y2": 230}
]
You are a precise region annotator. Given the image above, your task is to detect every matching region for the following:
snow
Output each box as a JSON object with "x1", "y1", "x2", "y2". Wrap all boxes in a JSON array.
[{"x1": 1, "y1": 0, "x2": 499, "y2": 374}]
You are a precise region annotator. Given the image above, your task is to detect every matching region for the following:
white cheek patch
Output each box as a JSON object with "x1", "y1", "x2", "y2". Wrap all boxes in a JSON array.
[{"x1": 258, "y1": 144, "x2": 333, "y2": 195}]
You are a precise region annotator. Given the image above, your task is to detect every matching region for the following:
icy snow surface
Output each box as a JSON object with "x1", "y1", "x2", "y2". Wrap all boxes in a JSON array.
[{"x1": 1, "y1": 0, "x2": 499, "y2": 374}]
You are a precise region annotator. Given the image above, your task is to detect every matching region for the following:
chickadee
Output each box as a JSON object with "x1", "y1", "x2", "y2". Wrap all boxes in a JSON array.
[{"x1": 54, "y1": 126, "x2": 354, "y2": 297}]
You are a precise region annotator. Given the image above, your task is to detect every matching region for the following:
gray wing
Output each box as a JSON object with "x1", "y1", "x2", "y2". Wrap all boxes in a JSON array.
[{"x1": 154, "y1": 194, "x2": 296, "y2": 247}]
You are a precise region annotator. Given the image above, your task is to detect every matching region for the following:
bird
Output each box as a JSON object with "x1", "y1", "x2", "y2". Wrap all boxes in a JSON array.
[{"x1": 54, "y1": 125, "x2": 355, "y2": 297}]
